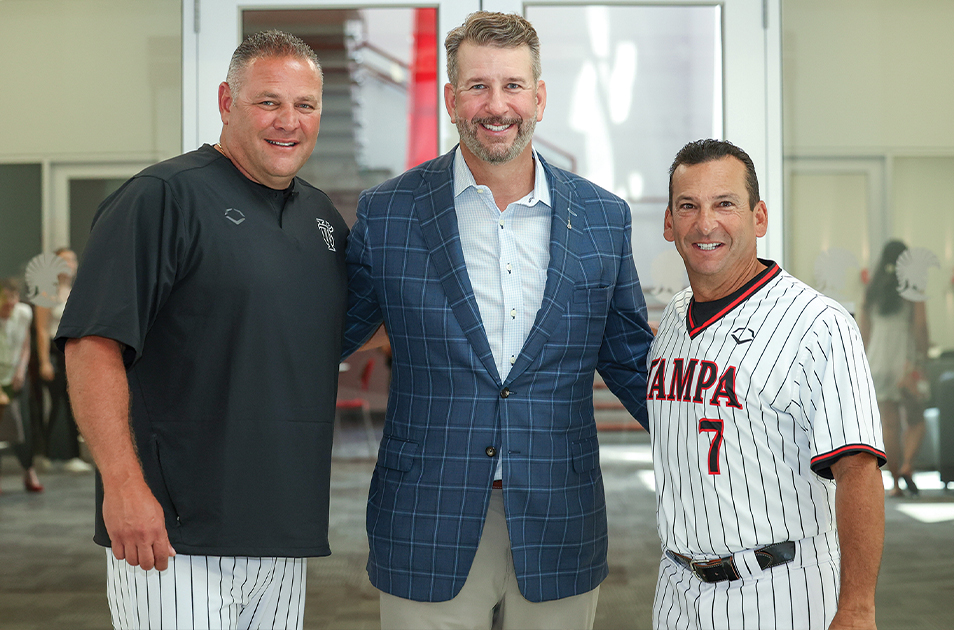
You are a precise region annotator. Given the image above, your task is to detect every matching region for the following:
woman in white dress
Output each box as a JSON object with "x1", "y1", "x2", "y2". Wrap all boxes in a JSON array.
[{"x1": 859, "y1": 240, "x2": 929, "y2": 497}]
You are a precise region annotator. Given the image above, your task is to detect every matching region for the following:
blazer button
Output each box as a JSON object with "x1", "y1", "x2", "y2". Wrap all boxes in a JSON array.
[
  {"x1": 500, "y1": 387, "x2": 510, "y2": 399},
  {"x1": 485, "y1": 446, "x2": 496, "y2": 457}
]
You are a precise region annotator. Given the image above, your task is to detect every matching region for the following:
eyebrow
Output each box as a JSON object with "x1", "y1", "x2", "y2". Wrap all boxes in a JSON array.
[
  {"x1": 253, "y1": 91, "x2": 319, "y2": 104},
  {"x1": 462, "y1": 75, "x2": 531, "y2": 85}
]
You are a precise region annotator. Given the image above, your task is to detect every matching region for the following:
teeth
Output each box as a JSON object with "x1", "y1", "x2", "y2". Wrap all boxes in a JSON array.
[
  {"x1": 697, "y1": 243, "x2": 720, "y2": 250},
  {"x1": 484, "y1": 124, "x2": 510, "y2": 131},
  {"x1": 268, "y1": 140, "x2": 296, "y2": 147}
]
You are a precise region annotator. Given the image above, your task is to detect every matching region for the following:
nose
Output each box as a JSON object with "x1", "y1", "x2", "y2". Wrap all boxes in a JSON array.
[
  {"x1": 695, "y1": 206, "x2": 718, "y2": 235},
  {"x1": 273, "y1": 103, "x2": 300, "y2": 130},
  {"x1": 485, "y1": 86, "x2": 508, "y2": 116}
]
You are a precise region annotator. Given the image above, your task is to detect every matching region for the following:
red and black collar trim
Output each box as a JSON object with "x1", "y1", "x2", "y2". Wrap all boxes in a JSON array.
[{"x1": 686, "y1": 260, "x2": 781, "y2": 337}]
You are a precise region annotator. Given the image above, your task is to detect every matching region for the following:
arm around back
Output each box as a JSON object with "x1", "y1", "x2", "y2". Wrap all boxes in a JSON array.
[{"x1": 64, "y1": 335, "x2": 175, "y2": 571}]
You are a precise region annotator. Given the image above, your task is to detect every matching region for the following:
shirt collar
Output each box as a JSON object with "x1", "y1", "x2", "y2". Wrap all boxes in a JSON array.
[{"x1": 453, "y1": 146, "x2": 551, "y2": 207}]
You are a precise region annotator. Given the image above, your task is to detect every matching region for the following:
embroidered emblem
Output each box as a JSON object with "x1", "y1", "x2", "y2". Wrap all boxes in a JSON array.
[
  {"x1": 224, "y1": 208, "x2": 246, "y2": 225},
  {"x1": 316, "y1": 218, "x2": 336, "y2": 251},
  {"x1": 731, "y1": 327, "x2": 755, "y2": 344}
]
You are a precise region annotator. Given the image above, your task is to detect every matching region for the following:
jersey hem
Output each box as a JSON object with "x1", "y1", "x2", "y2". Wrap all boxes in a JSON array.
[{"x1": 94, "y1": 538, "x2": 331, "y2": 558}]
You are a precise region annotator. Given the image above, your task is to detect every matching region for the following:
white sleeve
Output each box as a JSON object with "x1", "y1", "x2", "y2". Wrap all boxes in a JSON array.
[{"x1": 801, "y1": 308, "x2": 886, "y2": 479}]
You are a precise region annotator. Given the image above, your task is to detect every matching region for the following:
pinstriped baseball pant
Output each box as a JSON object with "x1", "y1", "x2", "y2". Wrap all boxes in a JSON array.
[
  {"x1": 105, "y1": 551, "x2": 306, "y2": 629},
  {"x1": 652, "y1": 532, "x2": 840, "y2": 630}
]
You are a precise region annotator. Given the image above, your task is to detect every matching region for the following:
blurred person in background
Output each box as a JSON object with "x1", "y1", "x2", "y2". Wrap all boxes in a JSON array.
[
  {"x1": 33, "y1": 247, "x2": 92, "y2": 473},
  {"x1": 0, "y1": 277, "x2": 43, "y2": 493},
  {"x1": 859, "y1": 239, "x2": 929, "y2": 497}
]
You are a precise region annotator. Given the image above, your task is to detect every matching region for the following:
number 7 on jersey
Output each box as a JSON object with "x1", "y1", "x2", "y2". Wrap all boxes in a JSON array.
[{"x1": 699, "y1": 419, "x2": 724, "y2": 474}]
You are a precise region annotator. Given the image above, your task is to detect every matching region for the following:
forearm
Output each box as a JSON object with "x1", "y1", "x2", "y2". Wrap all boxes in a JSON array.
[
  {"x1": 64, "y1": 336, "x2": 143, "y2": 488},
  {"x1": 912, "y1": 302, "x2": 929, "y2": 358},
  {"x1": 14, "y1": 336, "x2": 30, "y2": 386},
  {"x1": 65, "y1": 335, "x2": 174, "y2": 570},
  {"x1": 34, "y1": 308, "x2": 52, "y2": 362},
  {"x1": 831, "y1": 453, "x2": 884, "y2": 627}
]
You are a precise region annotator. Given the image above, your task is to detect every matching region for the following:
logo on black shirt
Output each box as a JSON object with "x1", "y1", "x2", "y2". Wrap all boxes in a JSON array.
[
  {"x1": 224, "y1": 208, "x2": 246, "y2": 225},
  {"x1": 316, "y1": 218, "x2": 336, "y2": 252}
]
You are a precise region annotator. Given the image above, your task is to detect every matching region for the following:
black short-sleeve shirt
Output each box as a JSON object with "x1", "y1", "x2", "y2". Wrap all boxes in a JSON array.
[{"x1": 56, "y1": 145, "x2": 348, "y2": 557}]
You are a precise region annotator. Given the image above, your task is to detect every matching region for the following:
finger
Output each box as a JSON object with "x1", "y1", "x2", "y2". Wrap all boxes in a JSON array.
[
  {"x1": 153, "y1": 539, "x2": 175, "y2": 571},
  {"x1": 124, "y1": 544, "x2": 139, "y2": 568},
  {"x1": 138, "y1": 544, "x2": 156, "y2": 571}
]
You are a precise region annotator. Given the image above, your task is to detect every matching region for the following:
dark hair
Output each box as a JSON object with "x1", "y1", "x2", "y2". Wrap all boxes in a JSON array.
[
  {"x1": 445, "y1": 12, "x2": 541, "y2": 86},
  {"x1": 864, "y1": 240, "x2": 908, "y2": 316},
  {"x1": 226, "y1": 30, "x2": 322, "y2": 96},
  {"x1": 668, "y1": 139, "x2": 760, "y2": 210}
]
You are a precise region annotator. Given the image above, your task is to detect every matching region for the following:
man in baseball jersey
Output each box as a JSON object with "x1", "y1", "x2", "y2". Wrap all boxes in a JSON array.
[
  {"x1": 648, "y1": 139, "x2": 886, "y2": 630},
  {"x1": 56, "y1": 31, "x2": 347, "y2": 629}
]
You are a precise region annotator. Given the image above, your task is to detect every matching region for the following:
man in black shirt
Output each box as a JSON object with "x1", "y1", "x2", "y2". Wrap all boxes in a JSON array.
[{"x1": 56, "y1": 31, "x2": 348, "y2": 630}]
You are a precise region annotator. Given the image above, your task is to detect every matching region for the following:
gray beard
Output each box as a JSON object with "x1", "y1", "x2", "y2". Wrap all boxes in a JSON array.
[{"x1": 456, "y1": 116, "x2": 536, "y2": 165}]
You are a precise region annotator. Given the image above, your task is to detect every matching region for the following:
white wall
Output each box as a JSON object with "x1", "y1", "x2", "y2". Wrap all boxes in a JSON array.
[
  {"x1": 782, "y1": 0, "x2": 954, "y2": 352},
  {"x1": 0, "y1": 0, "x2": 181, "y2": 162},
  {"x1": 783, "y1": 0, "x2": 954, "y2": 153}
]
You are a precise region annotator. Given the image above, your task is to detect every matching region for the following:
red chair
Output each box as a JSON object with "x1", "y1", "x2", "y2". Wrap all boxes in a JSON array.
[{"x1": 335, "y1": 357, "x2": 379, "y2": 456}]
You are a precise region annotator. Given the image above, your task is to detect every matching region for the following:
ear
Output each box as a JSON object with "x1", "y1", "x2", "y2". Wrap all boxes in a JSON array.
[
  {"x1": 218, "y1": 82, "x2": 233, "y2": 124},
  {"x1": 663, "y1": 207, "x2": 675, "y2": 243},
  {"x1": 444, "y1": 83, "x2": 457, "y2": 123},
  {"x1": 535, "y1": 80, "x2": 547, "y2": 122},
  {"x1": 754, "y1": 200, "x2": 768, "y2": 238}
]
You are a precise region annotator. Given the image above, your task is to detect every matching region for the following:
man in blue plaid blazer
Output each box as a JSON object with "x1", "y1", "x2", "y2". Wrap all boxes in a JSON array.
[{"x1": 343, "y1": 12, "x2": 653, "y2": 630}]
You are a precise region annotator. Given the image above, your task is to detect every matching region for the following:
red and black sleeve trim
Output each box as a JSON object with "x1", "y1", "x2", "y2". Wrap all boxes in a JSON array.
[{"x1": 811, "y1": 444, "x2": 887, "y2": 480}]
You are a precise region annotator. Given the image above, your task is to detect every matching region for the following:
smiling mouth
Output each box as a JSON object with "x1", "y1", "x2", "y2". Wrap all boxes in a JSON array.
[
  {"x1": 696, "y1": 243, "x2": 721, "y2": 251},
  {"x1": 482, "y1": 123, "x2": 512, "y2": 132},
  {"x1": 266, "y1": 140, "x2": 297, "y2": 147}
]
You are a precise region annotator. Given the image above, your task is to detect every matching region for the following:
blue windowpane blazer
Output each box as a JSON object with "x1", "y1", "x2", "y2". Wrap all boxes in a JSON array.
[{"x1": 343, "y1": 148, "x2": 653, "y2": 603}]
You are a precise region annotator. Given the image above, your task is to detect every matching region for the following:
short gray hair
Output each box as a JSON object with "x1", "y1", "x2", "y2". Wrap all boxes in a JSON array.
[
  {"x1": 226, "y1": 30, "x2": 322, "y2": 95},
  {"x1": 445, "y1": 12, "x2": 541, "y2": 87}
]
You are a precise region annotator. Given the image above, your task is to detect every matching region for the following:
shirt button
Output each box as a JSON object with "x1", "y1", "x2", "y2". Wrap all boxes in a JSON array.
[
  {"x1": 486, "y1": 446, "x2": 497, "y2": 457},
  {"x1": 500, "y1": 388, "x2": 510, "y2": 399},
  {"x1": 506, "y1": 263, "x2": 512, "y2": 272},
  {"x1": 510, "y1": 355, "x2": 516, "y2": 365},
  {"x1": 510, "y1": 308, "x2": 516, "y2": 319}
]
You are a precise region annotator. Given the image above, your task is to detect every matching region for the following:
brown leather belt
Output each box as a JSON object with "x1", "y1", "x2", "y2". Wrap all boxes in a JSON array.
[
  {"x1": 492, "y1": 480, "x2": 502, "y2": 489},
  {"x1": 667, "y1": 542, "x2": 796, "y2": 583}
]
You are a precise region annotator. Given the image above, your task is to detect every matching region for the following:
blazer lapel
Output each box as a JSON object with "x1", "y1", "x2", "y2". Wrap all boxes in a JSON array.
[
  {"x1": 414, "y1": 151, "x2": 500, "y2": 383},
  {"x1": 507, "y1": 159, "x2": 583, "y2": 383}
]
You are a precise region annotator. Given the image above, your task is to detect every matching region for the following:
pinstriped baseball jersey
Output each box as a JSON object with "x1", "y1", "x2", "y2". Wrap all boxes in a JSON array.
[{"x1": 649, "y1": 262, "x2": 885, "y2": 557}]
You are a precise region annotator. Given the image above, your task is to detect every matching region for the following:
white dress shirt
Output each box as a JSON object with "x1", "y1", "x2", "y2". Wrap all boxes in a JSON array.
[{"x1": 454, "y1": 147, "x2": 552, "y2": 480}]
